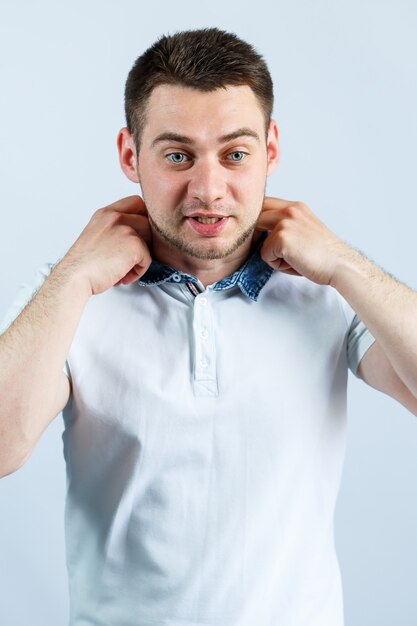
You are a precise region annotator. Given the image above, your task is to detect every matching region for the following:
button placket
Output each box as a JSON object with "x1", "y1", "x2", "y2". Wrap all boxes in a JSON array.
[{"x1": 192, "y1": 292, "x2": 218, "y2": 396}]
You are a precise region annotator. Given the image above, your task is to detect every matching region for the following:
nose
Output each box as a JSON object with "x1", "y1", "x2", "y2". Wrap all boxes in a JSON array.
[{"x1": 187, "y1": 157, "x2": 228, "y2": 206}]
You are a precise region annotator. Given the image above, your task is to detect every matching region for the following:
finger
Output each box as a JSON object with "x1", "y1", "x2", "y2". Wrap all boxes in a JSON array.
[
  {"x1": 279, "y1": 268, "x2": 303, "y2": 276},
  {"x1": 256, "y1": 200, "x2": 299, "y2": 231},
  {"x1": 262, "y1": 196, "x2": 296, "y2": 210},
  {"x1": 277, "y1": 261, "x2": 301, "y2": 275},
  {"x1": 116, "y1": 266, "x2": 147, "y2": 286},
  {"x1": 118, "y1": 214, "x2": 152, "y2": 244},
  {"x1": 106, "y1": 195, "x2": 148, "y2": 215},
  {"x1": 255, "y1": 211, "x2": 283, "y2": 231}
]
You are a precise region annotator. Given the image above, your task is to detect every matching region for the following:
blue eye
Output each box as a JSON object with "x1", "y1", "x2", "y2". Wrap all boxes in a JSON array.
[
  {"x1": 166, "y1": 150, "x2": 247, "y2": 165},
  {"x1": 228, "y1": 151, "x2": 246, "y2": 162},
  {"x1": 166, "y1": 152, "x2": 189, "y2": 164}
]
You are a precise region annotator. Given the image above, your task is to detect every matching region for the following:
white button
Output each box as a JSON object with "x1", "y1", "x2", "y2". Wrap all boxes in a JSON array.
[
  {"x1": 172, "y1": 273, "x2": 181, "y2": 282},
  {"x1": 199, "y1": 359, "x2": 209, "y2": 368},
  {"x1": 200, "y1": 329, "x2": 208, "y2": 339},
  {"x1": 199, "y1": 297, "x2": 208, "y2": 306}
]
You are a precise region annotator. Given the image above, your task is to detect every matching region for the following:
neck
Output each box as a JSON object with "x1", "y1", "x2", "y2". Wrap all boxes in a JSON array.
[{"x1": 150, "y1": 230, "x2": 264, "y2": 288}]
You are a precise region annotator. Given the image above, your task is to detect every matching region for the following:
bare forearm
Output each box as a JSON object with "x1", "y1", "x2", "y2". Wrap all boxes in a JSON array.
[
  {"x1": 331, "y1": 247, "x2": 417, "y2": 396},
  {"x1": 0, "y1": 259, "x2": 91, "y2": 469}
]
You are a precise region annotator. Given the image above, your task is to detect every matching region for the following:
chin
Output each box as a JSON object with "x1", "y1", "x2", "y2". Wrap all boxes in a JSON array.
[{"x1": 186, "y1": 237, "x2": 251, "y2": 260}]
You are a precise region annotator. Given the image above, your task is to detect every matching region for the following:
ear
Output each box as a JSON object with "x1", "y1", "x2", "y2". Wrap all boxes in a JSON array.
[
  {"x1": 266, "y1": 119, "x2": 280, "y2": 176},
  {"x1": 117, "y1": 127, "x2": 140, "y2": 183}
]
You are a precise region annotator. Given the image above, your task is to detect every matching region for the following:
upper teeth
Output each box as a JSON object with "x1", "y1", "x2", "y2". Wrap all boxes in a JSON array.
[{"x1": 195, "y1": 217, "x2": 221, "y2": 223}]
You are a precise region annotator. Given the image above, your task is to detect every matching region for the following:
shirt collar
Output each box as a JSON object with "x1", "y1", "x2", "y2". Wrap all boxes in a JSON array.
[{"x1": 137, "y1": 230, "x2": 274, "y2": 302}]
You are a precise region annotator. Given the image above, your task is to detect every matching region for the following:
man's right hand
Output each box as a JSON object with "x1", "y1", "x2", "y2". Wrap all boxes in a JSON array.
[{"x1": 59, "y1": 195, "x2": 153, "y2": 296}]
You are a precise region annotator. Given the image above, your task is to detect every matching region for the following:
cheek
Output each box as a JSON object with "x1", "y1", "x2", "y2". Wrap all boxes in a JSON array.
[
  {"x1": 152, "y1": 172, "x2": 183, "y2": 198},
  {"x1": 235, "y1": 159, "x2": 265, "y2": 185},
  {"x1": 142, "y1": 180, "x2": 185, "y2": 224},
  {"x1": 234, "y1": 170, "x2": 264, "y2": 201},
  {"x1": 141, "y1": 173, "x2": 180, "y2": 208}
]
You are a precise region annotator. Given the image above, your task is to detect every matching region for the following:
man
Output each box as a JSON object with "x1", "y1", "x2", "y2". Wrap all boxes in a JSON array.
[{"x1": 1, "y1": 26, "x2": 417, "y2": 626}]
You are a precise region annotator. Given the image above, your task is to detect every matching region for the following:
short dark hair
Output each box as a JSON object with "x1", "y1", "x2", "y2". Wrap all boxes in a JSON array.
[{"x1": 124, "y1": 27, "x2": 274, "y2": 154}]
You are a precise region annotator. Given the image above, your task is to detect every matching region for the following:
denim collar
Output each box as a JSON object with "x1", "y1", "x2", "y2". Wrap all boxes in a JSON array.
[{"x1": 137, "y1": 230, "x2": 274, "y2": 302}]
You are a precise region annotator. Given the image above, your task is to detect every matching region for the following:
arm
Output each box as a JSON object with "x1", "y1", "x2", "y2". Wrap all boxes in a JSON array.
[
  {"x1": 0, "y1": 195, "x2": 152, "y2": 478},
  {"x1": 356, "y1": 340, "x2": 417, "y2": 416},
  {"x1": 255, "y1": 196, "x2": 417, "y2": 411},
  {"x1": 331, "y1": 248, "x2": 417, "y2": 403},
  {"x1": 0, "y1": 262, "x2": 90, "y2": 477}
]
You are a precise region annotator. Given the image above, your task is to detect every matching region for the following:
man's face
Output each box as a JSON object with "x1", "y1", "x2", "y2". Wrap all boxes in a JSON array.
[{"x1": 131, "y1": 84, "x2": 278, "y2": 262}]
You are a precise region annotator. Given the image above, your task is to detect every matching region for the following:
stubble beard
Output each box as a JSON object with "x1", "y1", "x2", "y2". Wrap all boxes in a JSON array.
[{"x1": 147, "y1": 211, "x2": 262, "y2": 260}]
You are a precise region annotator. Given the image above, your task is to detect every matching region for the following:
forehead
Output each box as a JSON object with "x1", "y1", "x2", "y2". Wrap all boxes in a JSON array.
[{"x1": 143, "y1": 84, "x2": 265, "y2": 143}]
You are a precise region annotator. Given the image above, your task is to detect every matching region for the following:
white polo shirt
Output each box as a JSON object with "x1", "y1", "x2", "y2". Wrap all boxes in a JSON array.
[{"x1": 0, "y1": 231, "x2": 376, "y2": 626}]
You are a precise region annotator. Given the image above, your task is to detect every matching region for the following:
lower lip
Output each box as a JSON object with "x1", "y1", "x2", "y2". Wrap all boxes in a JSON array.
[{"x1": 187, "y1": 217, "x2": 229, "y2": 236}]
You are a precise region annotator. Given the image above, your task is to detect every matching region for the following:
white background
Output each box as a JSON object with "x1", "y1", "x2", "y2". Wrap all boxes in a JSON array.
[{"x1": 0, "y1": 1, "x2": 416, "y2": 624}]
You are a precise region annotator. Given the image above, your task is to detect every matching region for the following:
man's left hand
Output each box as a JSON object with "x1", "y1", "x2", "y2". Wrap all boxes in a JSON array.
[{"x1": 255, "y1": 197, "x2": 351, "y2": 286}]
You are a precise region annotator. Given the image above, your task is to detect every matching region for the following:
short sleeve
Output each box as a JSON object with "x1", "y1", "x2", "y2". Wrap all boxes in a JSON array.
[
  {"x1": 0, "y1": 262, "x2": 72, "y2": 380},
  {"x1": 346, "y1": 313, "x2": 376, "y2": 378},
  {"x1": 335, "y1": 290, "x2": 377, "y2": 378}
]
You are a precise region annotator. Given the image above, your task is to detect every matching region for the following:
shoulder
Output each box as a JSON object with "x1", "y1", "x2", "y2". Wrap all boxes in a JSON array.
[{"x1": 262, "y1": 271, "x2": 338, "y2": 305}]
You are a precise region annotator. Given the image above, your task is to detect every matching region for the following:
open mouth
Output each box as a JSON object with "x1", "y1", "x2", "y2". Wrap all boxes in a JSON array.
[
  {"x1": 187, "y1": 216, "x2": 229, "y2": 235},
  {"x1": 192, "y1": 216, "x2": 222, "y2": 224}
]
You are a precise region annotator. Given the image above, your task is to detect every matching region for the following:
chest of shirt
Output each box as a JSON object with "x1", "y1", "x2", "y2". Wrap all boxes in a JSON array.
[{"x1": 64, "y1": 278, "x2": 348, "y2": 452}]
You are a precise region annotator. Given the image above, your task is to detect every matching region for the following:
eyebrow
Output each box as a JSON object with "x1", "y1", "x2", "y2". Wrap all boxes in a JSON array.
[{"x1": 150, "y1": 127, "x2": 260, "y2": 149}]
